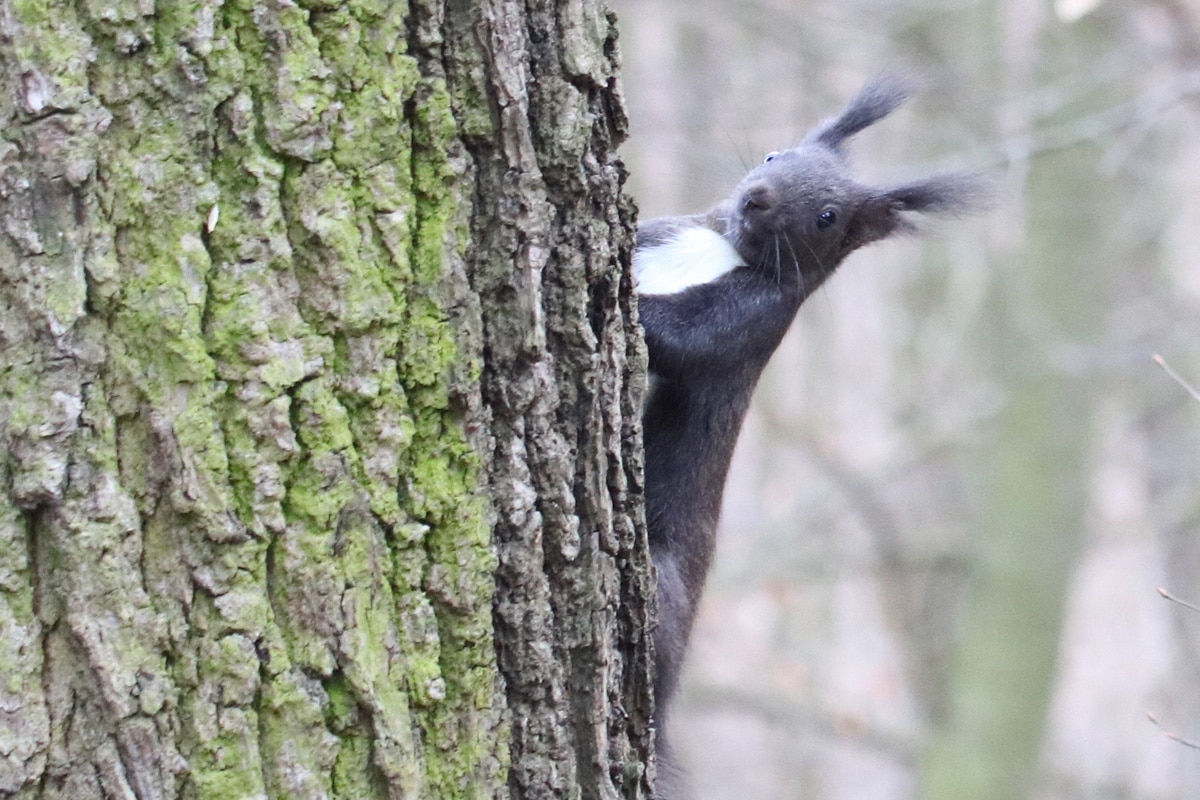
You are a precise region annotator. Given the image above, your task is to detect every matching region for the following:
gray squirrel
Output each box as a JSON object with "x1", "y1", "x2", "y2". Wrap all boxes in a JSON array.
[{"x1": 633, "y1": 74, "x2": 986, "y2": 797}]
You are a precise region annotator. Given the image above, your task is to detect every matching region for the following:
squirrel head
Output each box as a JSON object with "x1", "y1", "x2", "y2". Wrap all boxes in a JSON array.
[{"x1": 725, "y1": 73, "x2": 989, "y2": 296}]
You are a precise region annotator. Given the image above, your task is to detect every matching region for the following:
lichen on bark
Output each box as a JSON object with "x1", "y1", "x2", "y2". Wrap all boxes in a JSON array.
[{"x1": 0, "y1": 0, "x2": 649, "y2": 798}]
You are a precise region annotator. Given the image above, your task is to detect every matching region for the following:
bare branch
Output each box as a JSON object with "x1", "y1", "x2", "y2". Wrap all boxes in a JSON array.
[
  {"x1": 925, "y1": 71, "x2": 1200, "y2": 175},
  {"x1": 1147, "y1": 711, "x2": 1200, "y2": 750},
  {"x1": 1157, "y1": 586, "x2": 1200, "y2": 614},
  {"x1": 1153, "y1": 354, "x2": 1200, "y2": 402}
]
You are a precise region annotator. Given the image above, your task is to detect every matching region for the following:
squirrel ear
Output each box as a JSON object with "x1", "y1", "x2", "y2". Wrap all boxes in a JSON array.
[
  {"x1": 807, "y1": 72, "x2": 912, "y2": 152},
  {"x1": 883, "y1": 172, "x2": 994, "y2": 215},
  {"x1": 844, "y1": 172, "x2": 993, "y2": 252},
  {"x1": 842, "y1": 195, "x2": 909, "y2": 253}
]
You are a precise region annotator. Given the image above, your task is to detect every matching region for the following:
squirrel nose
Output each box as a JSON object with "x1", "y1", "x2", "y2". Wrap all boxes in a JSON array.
[{"x1": 741, "y1": 183, "x2": 774, "y2": 215}]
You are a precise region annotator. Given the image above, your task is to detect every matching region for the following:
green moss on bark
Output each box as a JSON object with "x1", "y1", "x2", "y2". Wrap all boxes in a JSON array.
[
  {"x1": 4, "y1": 0, "x2": 509, "y2": 797},
  {"x1": 4, "y1": 0, "x2": 647, "y2": 795}
]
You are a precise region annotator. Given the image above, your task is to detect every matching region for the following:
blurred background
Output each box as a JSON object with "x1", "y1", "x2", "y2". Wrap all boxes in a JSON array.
[{"x1": 610, "y1": 1, "x2": 1200, "y2": 798}]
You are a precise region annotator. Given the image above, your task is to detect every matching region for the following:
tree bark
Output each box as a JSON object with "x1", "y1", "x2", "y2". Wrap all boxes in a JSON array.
[{"x1": 0, "y1": 1, "x2": 651, "y2": 799}]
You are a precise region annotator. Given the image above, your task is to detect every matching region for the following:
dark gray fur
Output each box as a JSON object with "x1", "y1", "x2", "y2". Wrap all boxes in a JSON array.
[{"x1": 637, "y1": 73, "x2": 987, "y2": 799}]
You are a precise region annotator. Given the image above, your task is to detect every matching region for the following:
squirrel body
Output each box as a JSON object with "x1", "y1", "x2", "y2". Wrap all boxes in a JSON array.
[{"x1": 634, "y1": 74, "x2": 985, "y2": 798}]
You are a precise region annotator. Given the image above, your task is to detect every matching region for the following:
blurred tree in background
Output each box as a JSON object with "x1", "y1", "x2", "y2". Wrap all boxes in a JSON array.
[{"x1": 613, "y1": 1, "x2": 1200, "y2": 798}]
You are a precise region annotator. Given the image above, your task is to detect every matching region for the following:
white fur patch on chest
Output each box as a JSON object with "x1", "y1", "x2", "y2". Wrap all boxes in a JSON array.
[{"x1": 633, "y1": 226, "x2": 745, "y2": 296}]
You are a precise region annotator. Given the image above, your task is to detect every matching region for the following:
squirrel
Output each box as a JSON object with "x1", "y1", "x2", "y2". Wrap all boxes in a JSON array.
[{"x1": 633, "y1": 73, "x2": 986, "y2": 797}]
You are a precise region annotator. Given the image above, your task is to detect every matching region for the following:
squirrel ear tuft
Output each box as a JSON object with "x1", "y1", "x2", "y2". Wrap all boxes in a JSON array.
[
  {"x1": 884, "y1": 172, "x2": 997, "y2": 216},
  {"x1": 807, "y1": 72, "x2": 914, "y2": 152},
  {"x1": 843, "y1": 172, "x2": 996, "y2": 253}
]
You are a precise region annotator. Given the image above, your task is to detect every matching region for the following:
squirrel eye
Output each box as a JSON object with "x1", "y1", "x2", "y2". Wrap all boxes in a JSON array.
[
  {"x1": 817, "y1": 209, "x2": 837, "y2": 230},
  {"x1": 763, "y1": 151, "x2": 779, "y2": 164}
]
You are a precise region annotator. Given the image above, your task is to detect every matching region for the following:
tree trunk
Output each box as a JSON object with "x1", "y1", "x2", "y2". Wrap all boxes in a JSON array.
[{"x1": 0, "y1": 1, "x2": 652, "y2": 799}]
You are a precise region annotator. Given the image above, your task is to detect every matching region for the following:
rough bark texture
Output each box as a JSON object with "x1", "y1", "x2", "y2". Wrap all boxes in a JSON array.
[
  {"x1": 438, "y1": 2, "x2": 653, "y2": 798},
  {"x1": 0, "y1": 1, "x2": 650, "y2": 799}
]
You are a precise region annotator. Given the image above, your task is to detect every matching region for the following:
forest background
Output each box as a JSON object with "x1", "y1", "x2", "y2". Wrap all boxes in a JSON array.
[{"x1": 613, "y1": 1, "x2": 1200, "y2": 798}]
